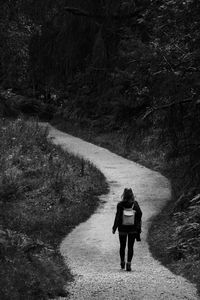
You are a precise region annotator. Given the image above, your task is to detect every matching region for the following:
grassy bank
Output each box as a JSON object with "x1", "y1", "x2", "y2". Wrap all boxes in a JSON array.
[
  {"x1": 148, "y1": 195, "x2": 200, "y2": 295},
  {"x1": 0, "y1": 118, "x2": 108, "y2": 299},
  {"x1": 53, "y1": 119, "x2": 200, "y2": 295}
]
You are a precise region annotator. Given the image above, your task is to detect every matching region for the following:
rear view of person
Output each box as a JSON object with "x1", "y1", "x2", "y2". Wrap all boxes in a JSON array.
[{"x1": 112, "y1": 188, "x2": 142, "y2": 271}]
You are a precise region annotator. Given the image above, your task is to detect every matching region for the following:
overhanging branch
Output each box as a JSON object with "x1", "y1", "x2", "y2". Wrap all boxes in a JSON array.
[
  {"x1": 142, "y1": 98, "x2": 198, "y2": 120},
  {"x1": 64, "y1": 7, "x2": 103, "y2": 19},
  {"x1": 64, "y1": 6, "x2": 142, "y2": 21}
]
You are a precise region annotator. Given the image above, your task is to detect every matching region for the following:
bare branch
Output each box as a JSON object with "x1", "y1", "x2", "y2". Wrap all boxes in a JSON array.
[
  {"x1": 191, "y1": 160, "x2": 200, "y2": 171},
  {"x1": 64, "y1": 7, "x2": 103, "y2": 20},
  {"x1": 64, "y1": 6, "x2": 142, "y2": 21},
  {"x1": 142, "y1": 98, "x2": 198, "y2": 120}
]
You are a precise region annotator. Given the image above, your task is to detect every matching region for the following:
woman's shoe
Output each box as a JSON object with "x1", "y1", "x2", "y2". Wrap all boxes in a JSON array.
[
  {"x1": 126, "y1": 262, "x2": 131, "y2": 271},
  {"x1": 120, "y1": 261, "x2": 125, "y2": 269}
]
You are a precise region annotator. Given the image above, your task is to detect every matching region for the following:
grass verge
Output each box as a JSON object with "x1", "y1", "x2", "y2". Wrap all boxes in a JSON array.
[
  {"x1": 147, "y1": 196, "x2": 200, "y2": 295},
  {"x1": 0, "y1": 117, "x2": 108, "y2": 299}
]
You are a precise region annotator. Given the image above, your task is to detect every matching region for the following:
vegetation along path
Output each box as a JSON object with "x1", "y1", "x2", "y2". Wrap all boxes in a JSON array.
[{"x1": 48, "y1": 125, "x2": 199, "y2": 300}]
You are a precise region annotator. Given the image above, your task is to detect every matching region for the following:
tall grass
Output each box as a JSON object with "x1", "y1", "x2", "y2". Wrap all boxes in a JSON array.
[{"x1": 0, "y1": 117, "x2": 108, "y2": 299}]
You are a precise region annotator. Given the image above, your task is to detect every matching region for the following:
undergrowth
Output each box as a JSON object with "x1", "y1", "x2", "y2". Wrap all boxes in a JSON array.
[{"x1": 0, "y1": 117, "x2": 108, "y2": 299}]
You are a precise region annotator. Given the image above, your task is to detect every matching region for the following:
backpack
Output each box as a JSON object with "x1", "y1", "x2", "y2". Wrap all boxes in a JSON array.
[{"x1": 122, "y1": 203, "x2": 136, "y2": 226}]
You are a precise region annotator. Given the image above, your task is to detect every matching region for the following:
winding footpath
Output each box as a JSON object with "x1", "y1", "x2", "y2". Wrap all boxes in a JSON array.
[{"x1": 48, "y1": 125, "x2": 199, "y2": 300}]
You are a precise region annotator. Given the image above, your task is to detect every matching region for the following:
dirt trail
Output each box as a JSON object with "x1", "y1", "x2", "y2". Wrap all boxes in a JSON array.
[{"x1": 48, "y1": 125, "x2": 199, "y2": 300}]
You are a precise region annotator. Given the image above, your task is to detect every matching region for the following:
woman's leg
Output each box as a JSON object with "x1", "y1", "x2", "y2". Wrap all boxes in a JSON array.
[
  {"x1": 119, "y1": 233, "x2": 127, "y2": 264},
  {"x1": 127, "y1": 233, "x2": 135, "y2": 263}
]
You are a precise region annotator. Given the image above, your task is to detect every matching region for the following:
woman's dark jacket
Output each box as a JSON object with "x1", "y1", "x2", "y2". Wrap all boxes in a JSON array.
[{"x1": 112, "y1": 200, "x2": 142, "y2": 236}]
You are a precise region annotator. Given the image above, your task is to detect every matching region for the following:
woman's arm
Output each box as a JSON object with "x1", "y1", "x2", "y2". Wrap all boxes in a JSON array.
[
  {"x1": 112, "y1": 203, "x2": 121, "y2": 234},
  {"x1": 135, "y1": 201, "x2": 142, "y2": 232}
]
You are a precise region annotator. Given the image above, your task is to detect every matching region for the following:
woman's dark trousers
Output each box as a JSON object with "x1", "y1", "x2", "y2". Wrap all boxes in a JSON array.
[{"x1": 119, "y1": 233, "x2": 135, "y2": 262}]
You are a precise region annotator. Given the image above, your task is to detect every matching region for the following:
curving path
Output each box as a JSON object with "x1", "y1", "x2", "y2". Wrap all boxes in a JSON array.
[{"x1": 48, "y1": 125, "x2": 199, "y2": 300}]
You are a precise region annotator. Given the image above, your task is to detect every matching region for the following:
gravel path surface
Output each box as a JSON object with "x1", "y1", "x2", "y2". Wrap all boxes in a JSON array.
[{"x1": 48, "y1": 125, "x2": 199, "y2": 300}]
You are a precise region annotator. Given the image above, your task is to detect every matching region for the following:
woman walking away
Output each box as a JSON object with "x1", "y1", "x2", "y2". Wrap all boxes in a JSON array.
[{"x1": 112, "y1": 188, "x2": 142, "y2": 271}]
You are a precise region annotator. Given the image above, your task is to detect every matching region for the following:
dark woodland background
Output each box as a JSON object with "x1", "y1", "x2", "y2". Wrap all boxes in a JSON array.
[{"x1": 0, "y1": 0, "x2": 200, "y2": 299}]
